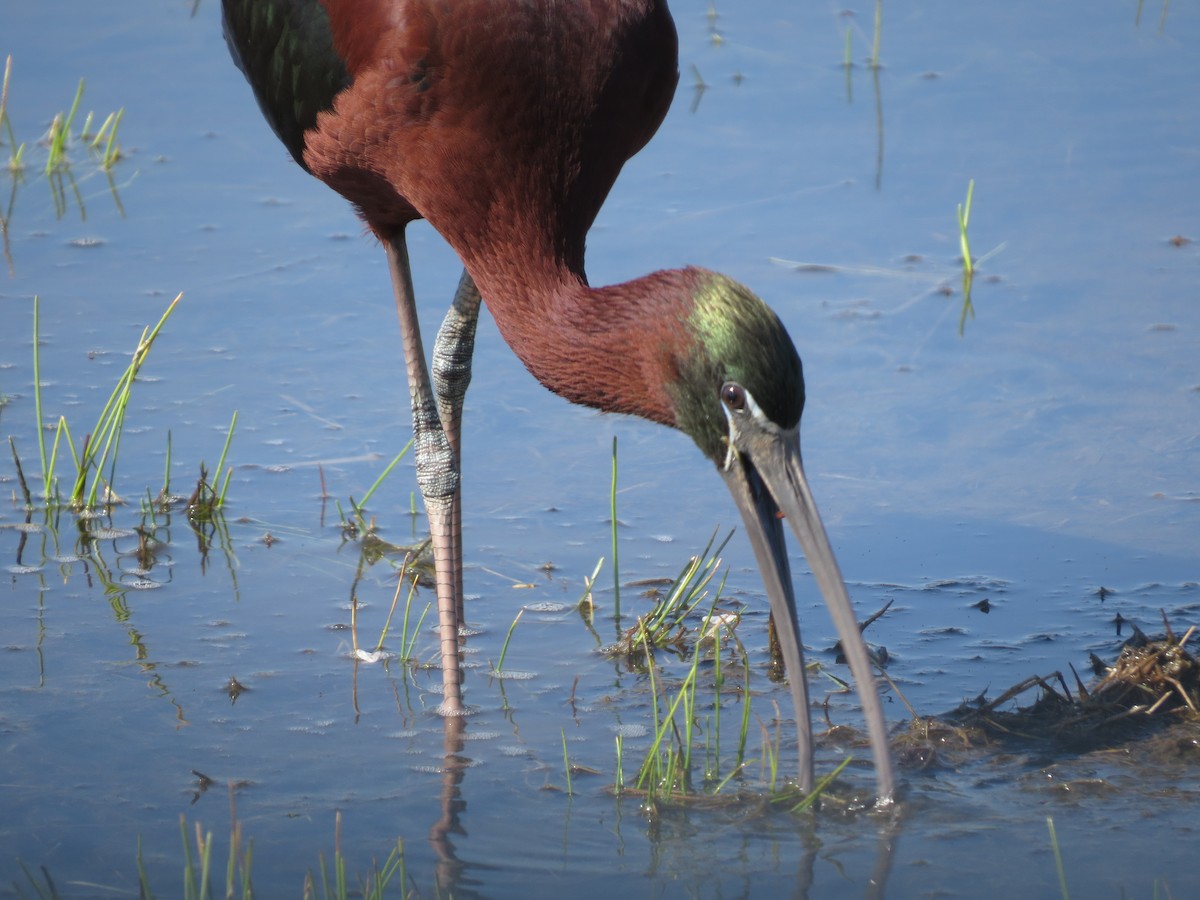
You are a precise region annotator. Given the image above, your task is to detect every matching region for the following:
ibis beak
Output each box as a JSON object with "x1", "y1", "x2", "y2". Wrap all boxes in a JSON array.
[{"x1": 720, "y1": 425, "x2": 896, "y2": 805}]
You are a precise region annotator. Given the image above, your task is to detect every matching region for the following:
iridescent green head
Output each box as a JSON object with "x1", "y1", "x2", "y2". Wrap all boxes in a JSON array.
[{"x1": 667, "y1": 270, "x2": 805, "y2": 463}]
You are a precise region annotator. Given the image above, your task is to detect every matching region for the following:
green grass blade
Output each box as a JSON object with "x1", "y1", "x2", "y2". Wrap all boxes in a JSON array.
[
  {"x1": 957, "y1": 178, "x2": 975, "y2": 275},
  {"x1": 354, "y1": 438, "x2": 413, "y2": 512},
  {"x1": 2, "y1": 56, "x2": 27, "y2": 172},
  {"x1": 102, "y1": 108, "x2": 124, "y2": 168},
  {"x1": 225, "y1": 825, "x2": 238, "y2": 899},
  {"x1": 218, "y1": 465, "x2": 234, "y2": 506},
  {"x1": 713, "y1": 758, "x2": 752, "y2": 794},
  {"x1": 392, "y1": 565, "x2": 417, "y2": 655},
  {"x1": 334, "y1": 812, "x2": 346, "y2": 900},
  {"x1": 162, "y1": 429, "x2": 172, "y2": 498},
  {"x1": 44, "y1": 114, "x2": 63, "y2": 174},
  {"x1": 213, "y1": 410, "x2": 239, "y2": 503},
  {"x1": 240, "y1": 838, "x2": 254, "y2": 899},
  {"x1": 1047, "y1": 817, "x2": 1071, "y2": 900},
  {"x1": 15, "y1": 860, "x2": 57, "y2": 900},
  {"x1": 45, "y1": 79, "x2": 84, "y2": 174},
  {"x1": 317, "y1": 853, "x2": 331, "y2": 900},
  {"x1": 62, "y1": 79, "x2": 84, "y2": 135},
  {"x1": 44, "y1": 419, "x2": 64, "y2": 500},
  {"x1": 870, "y1": 0, "x2": 882, "y2": 68},
  {"x1": 790, "y1": 755, "x2": 852, "y2": 813},
  {"x1": 197, "y1": 828, "x2": 212, "y2": 900},
  {"x1": 636, "y1": 628, "x2": 663, "y2": 793},
  {"x1": 561, "y1": 727, "x2": 573, "y2": 796},
  {"x1": 6, "y1": 439, "x2": 31, "y2": 507},
  {"x1": 614, "y1": 734, "x2": 624, "y2": 793},
  {"x1": 495, "y1": 607, "x2": 525, "y2": 673},
  {"x1": 136, "y1": 834, "x2": 154, "y2": 900},
  {"x1": 180, "y1": 816, "x2": 195, "y2": 900},
  {"x1": 57, "y1": 417, "x2": 79, "y2": 500},
  {"x1": 403, "y1": 599, "x2": 432, "y2": 662},
  {"x1": 711, "y1": 655, "x2": 721, "y2": 780},
  {"x1": 32, "y1": 296, "x2": 49, "y2": 494},
  {"x1": 637, "y1": 649, "x2": 701, "y2": 795},
  {"x1": 82, "y1": 110, "x2": 102, "y2": 143},
  {"x1": 373, "y1": 572, "x2": 406, "y2": 654},
  {"x1": 76, "y1": 294, "x2": 181, "y2": 506},
  {"x1": 577, "y1": 556, "x2": 603, "y2": 612},
  {"x1": 736, "y1": 651, "x2": 752, "y2": 770}
]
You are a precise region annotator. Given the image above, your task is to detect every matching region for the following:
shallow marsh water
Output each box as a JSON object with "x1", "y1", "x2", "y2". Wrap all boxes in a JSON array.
[{"x1": 1, "y1": 1, "x2": 1198, "y2": 896}]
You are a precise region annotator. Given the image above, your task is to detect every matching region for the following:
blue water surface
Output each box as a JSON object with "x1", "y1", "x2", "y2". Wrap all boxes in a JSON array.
[{"x1": 2, "y1": 1, "x2": 1198, "y2": 896}]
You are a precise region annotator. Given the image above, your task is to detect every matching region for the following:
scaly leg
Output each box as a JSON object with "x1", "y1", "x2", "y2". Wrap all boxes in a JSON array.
[
  {"x1": 431, "y1": 270, "x2": 482, "y2": 626},
  {"x1": 385, "y1": 233, "x2": 463, "y2": 714}
]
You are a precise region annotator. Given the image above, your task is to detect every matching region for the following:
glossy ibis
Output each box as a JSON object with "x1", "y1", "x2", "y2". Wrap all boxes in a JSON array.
[{"x1": 221, "y1": 0, "x2": 895, "y2": 804}]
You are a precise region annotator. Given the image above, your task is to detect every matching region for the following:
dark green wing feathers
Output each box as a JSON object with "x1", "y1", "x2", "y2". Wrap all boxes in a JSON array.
[{"x1": 221, "y1": 0, "x2": 350, "y2": 170}]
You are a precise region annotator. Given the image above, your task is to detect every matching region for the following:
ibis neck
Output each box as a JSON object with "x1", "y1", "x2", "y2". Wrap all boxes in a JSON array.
[{"x1": 459, "y1": 252, "x2": 698, "y2": 430}]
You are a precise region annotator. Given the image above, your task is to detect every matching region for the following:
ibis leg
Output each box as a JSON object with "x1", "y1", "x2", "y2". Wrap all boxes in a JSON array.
[
  {"x1": 431, "y1": 270, "x2": 482, "y2": 626},
  {"x1": 385, "y1": 234, "x2": 463, "y2": 714}
]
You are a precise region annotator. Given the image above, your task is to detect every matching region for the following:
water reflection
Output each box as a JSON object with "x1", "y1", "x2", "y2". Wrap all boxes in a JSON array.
[
  {"x1": 870, "y1": 64, "x2": 885, "y2": 191},
  {"x1": 430, "y1": 715, "x2": 471, "y2": 896},
  {"x1": 364, "y1": 706, "x2": 909, "y2": 898},
  {"x1": 5, "y1": 476, "x2": 1198, "y2": 893},
  {"x1": 1, "y1": 164, "x2": 130, "y2": 271},
  {"x1": 3, "y1": 498, "x2": 241, "y2": 724},
  {"x1": 1134, "y1": 0, "x2": 1174, "y2": 30}
]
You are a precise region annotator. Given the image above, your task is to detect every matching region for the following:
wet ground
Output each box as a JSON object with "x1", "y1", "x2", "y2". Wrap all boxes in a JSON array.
[{"x1": 2, "y1": 1, "x2": 1198, "y2": 896}]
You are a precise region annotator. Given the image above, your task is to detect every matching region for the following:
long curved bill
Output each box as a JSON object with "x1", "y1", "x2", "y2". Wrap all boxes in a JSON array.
[{"x1": 721, "y1": 426, "x2": 896, "y2": 805}]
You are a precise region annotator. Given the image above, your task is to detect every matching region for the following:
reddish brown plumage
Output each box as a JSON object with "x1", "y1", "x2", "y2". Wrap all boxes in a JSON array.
[{"x1": 299, "y1": 0, "x2": 683, "y2": 424}]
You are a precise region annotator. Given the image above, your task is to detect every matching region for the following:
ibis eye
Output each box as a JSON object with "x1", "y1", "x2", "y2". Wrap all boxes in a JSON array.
[{"x1": 720, "y1": 382, "x2": 746, "y2": 412}]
